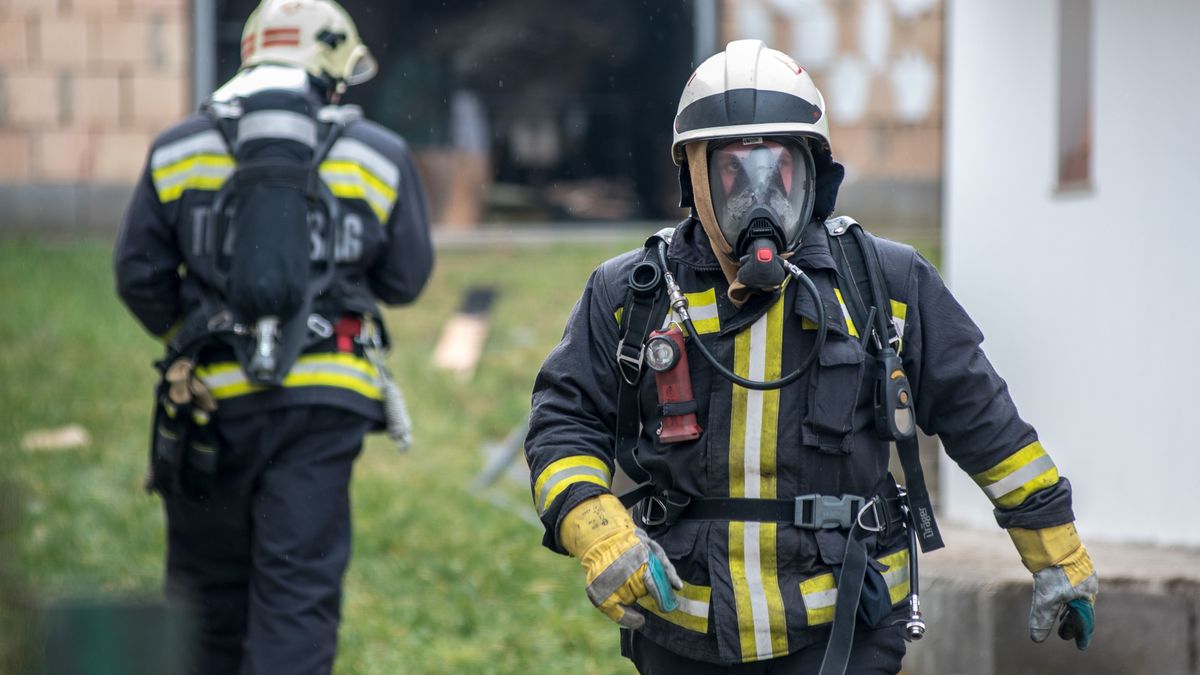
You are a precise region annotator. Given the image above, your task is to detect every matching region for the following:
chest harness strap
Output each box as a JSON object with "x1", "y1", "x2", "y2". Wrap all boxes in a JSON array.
[{"x1": 613, "y1": 231, "x2": 674, "y2": 508}]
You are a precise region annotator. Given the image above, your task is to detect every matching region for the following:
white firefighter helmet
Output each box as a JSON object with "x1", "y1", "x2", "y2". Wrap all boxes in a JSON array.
[
  {"x1": 240, "y1": 0, "x2": 378, "y2": 93},
  {"x1": 672, "y1": 39, "x2": 829, "y2": 165}
]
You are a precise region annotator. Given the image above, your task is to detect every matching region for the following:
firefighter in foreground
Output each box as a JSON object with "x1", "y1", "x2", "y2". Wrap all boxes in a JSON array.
[
  {"x1": 114, "y1": 1, "x2": 432, "y2": 672},
  {"x1": 525, "y1": 40, "x2": 1097, "y2": 673}
]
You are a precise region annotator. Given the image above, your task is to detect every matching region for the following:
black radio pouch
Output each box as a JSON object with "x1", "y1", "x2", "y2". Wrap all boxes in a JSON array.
[{"x1": 147, "y1": 380, "x2": 220, "y2": 499}]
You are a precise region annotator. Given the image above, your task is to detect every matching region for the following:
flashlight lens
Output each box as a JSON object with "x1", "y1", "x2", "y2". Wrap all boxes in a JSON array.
[{"x1": 645, "y1": 336, "x2": 679, "y2": 372}]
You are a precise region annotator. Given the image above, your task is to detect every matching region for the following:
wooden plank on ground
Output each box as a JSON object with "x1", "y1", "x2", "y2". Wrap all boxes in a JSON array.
[{"x1": 432, "y1": 286, "x2": 496, "y2": 380}]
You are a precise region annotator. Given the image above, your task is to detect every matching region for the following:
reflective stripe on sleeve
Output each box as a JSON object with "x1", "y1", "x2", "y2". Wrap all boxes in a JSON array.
[
  {"x1": 971, "y1": 441, "x2": 1060, "y2": 509},
  {"x1": 319, "y1": 137, "x2": 400, "y2": 222},
  {"x1": 799, "y1": 548, "x2": 911, "y2": 626},
  {"x1": 531, "y1": 455, "x2": 612, "y2": 515},
  {"x1": 152, "y1": 155, "x2": 234, "y2": 203},
  {"x1": 320, "y1": 160, "x2": 397, "y2": 222},
  {"x1": 637, "y1": 581, "x2": 711, "y2": 633},
  {"x1": 151, "y1": 130, "x2": 228, "y2": 170},
  {"x1": 194, "y1": 353, "x2": 382, "y2": 401}
]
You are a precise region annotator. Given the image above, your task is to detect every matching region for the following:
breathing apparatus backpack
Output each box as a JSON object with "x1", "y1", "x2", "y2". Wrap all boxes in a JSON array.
[{"x1": 201, "y1": 75, "x2": 345, "y2": 387}]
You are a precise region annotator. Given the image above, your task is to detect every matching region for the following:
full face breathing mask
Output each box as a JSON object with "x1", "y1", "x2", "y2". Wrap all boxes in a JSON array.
[{"x1": 707, "y1": 137, "x2": 816, "y2": 290}]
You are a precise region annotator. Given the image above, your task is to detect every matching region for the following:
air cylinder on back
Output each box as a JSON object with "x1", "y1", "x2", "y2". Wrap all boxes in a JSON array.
[{"x1": 226, "y1": 88, "x2": 321, "y2": 325}]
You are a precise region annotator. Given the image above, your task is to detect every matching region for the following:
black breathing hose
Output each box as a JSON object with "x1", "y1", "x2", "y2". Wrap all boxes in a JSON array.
[{"x1": 655, "y1": 241, "x2": 827, "y2": 391}]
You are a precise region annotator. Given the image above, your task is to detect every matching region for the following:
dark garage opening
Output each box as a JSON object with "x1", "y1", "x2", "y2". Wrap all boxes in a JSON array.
[{"x1": 213, "y1": 0, "x2": 695, "y2": 226}]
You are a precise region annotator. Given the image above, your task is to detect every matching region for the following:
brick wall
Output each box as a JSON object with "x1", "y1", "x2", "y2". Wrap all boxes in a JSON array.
[
  {"x1": 0, "y1": 0, "x2": 190, "y2": 187},
  {"x1": 719, "y1": 0, "x2": 944, "y2": 183}
]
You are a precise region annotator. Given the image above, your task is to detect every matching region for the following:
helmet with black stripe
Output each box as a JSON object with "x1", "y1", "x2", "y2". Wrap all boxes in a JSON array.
[{"x1": 673, "y1": 40, "x2": 830, "y2": 271}]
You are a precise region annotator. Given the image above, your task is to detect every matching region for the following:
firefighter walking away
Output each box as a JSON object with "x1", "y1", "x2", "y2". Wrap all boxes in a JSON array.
[{"x1": 113, "y1": 1, "x2": 433, "y2": 672}]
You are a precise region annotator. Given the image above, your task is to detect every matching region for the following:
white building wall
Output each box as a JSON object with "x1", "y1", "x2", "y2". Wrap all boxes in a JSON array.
[{"x1": 942, "y1": 0, "x2": 1200, "y2": 546}]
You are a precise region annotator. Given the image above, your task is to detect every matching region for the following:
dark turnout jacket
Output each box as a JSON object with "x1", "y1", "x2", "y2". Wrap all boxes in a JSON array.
[
  {"x1": 525, "y1": 216, "x2": 1073, "y2": 664},
  {"x1": 115, "y1": 107, "x2": 433, "y2": 420}
]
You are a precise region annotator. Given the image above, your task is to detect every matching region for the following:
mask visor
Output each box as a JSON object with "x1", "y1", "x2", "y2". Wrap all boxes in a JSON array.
[{"x1": 707, "y1": 138, "x2": 814, "y2": 253}]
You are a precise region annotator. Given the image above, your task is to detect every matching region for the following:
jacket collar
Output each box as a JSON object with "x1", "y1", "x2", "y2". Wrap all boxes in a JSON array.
[{"x1": 667, "y1": 215, "x2": 837, "y2": 274}]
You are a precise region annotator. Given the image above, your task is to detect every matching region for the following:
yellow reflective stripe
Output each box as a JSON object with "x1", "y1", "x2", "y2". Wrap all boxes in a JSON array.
[
  {"x1": 531, "y1": 456, "x2": 612, "y2": 514},
  {"x1": 879, "y1": 549, "x2": 911, "y2": 604},
  {"x1": 890, "y1": 300, "x2": 907, "y2": 353},
  {"x1": 728, "y1": 293, "x2": 788, "y2": 661},
  {"x1": 325, "y1": 181, "x2": 390, "y2": 222},
  {"x1": 971, "y1": 441, "x2": 1060, "y2": 509},
  {"x1": 153, "y1": 153, "x2": 235, "y2": 203},
  {"x1": 681, "y1": 288, "x2": 721, "y2": 335},
  {"x1": 637, "y1": 582, "x2": 711, "y2": 633},
  {"x1": 801, "y1": 549, "x2": 911, "y2": 626},
  {"x1": 321, "y1": 160, "x2": 397, "y2": 221},
  {"x1": 833, "y1": 288, "x2": 859, "y2": 338},
  {"x1": 729, "y1": 521, "x2": 758, "y2": 658},
  {"x1": 799, "y1": 572, "x2": 837, "y2": 625},
  {"x1": 614, "y1": 288, "x2": 721, "y2": 335},
  {"x1": 194, "y1": 354, "x2": 382, "y2": 401},
  {"x1": 320, "y1": 159, "x2": 398, "y2": 201}
]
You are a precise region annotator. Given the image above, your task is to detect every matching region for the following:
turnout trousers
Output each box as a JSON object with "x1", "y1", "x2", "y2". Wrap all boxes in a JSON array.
[
  {"x1": 162, "y1": 406, "x2": 372, "y2": 675},
  {"x1": 624, "y1": 624, "x2": 907, "y2": 674}
]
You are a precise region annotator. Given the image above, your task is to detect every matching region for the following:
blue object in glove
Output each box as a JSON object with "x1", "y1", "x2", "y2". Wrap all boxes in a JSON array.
[
  {"x1": 1058, "y1": 598, "x2": 1094, "y2": 650},
  {"x1": 648, "y1": 556, "x2": 678, "y2": 612}
]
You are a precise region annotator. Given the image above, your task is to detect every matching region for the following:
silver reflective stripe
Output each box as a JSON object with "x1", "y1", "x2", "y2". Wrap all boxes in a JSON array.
[
  {"x1": 881, "y1": 560, "x2": 909, "y2": 590},
  {"x1": 151, "y1": 130, "x2": 228, "y2": 169},
  {"x1": 537, "y1": 465, "x2": 611, "y2": 514},
  {"x1": 326, "y1": 137, "x2": 399, "y2": 190},
  {"x1": 804, "y1": 587, "x2": 838, "y2": 611},
  {"x1": 154, "y1": 162, "x2": 233, "y2": 192},
  {"x1": 196, "y1": 369, "x2": 244, "y2": 390},
  {"x1": 586, "y1": 545, "x2": 649, "y2": 605},
  {"x1": 199, "y1": 360, "x2": 378, "y2": 390},
  {"x1": 674, "y1": 594, "x2": 709, "y2": 619},
  {"x1": 664, "y1": 301, "x2": 719, "y2": 329},
  {"x1": 289, "y1": 360, "x2": 378, "y2": 385},
  {"x1": 237, "y1": 110, "x2": 318, "y2": 148},
  {"x1": 982, "y1": 454, "x2": 1057, "y2": 500}
]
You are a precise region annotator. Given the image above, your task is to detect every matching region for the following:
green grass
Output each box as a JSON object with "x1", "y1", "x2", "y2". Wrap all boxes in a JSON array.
[{"x1": 0, "y1": 235, "x2": 643, "y2": 674}]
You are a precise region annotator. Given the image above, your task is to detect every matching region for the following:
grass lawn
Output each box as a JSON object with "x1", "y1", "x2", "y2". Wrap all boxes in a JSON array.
[{"x1": 0, "y1": 234, "x2": 643, "y2": 674}]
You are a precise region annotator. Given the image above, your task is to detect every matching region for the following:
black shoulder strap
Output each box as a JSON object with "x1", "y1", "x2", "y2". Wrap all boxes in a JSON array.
[
  {"x1": 827, "y1": 216, "x2": 897, "y2": 349},
  {"x1": 613, "y1": 231, "x2": 672, "y2": 507},
  {"x1": 826, "y1": 216, "x2": 944, "y2": 552}
]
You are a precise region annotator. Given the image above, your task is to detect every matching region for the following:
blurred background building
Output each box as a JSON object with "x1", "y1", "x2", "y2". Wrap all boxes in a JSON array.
[
  {"x1": 0, "y1": 0, "x2": 943, "y2": 238},
  {"x1": 941, "y1": 0, "x2": 1200, "y2": 548}
]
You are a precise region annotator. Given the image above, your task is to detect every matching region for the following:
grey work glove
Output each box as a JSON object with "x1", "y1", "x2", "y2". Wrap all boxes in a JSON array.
[
  {"x1": 1030, "y1": 562, "x2": 1098, "y2": 649},
  {"x1": 560, "y1": 494, "x2": 683, "y2": 629}
]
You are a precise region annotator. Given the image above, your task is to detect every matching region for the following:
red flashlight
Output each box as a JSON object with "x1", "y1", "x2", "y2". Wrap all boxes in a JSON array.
[{"x1": 645, "y1": 325, "x2": 703, "y2": 443}]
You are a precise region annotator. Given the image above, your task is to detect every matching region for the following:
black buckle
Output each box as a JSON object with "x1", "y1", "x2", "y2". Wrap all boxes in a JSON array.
[{"x1": 794, "y1": 494, "x2": 865, "y2": 530}]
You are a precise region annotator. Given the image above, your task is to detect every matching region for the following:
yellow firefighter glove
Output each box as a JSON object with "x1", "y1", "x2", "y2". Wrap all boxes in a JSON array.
[
  {"x1": 1009, "y1": 522, "x2": 1098, "y2": 650},
  {"x1": 559, "y1": 494, "x2": 683, "y2": 629}
]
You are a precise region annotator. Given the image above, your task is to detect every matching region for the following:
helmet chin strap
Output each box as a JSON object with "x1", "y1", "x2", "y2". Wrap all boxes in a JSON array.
[{"x1": 686, "y1": 141, "x2": 792, "y2": 307}]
